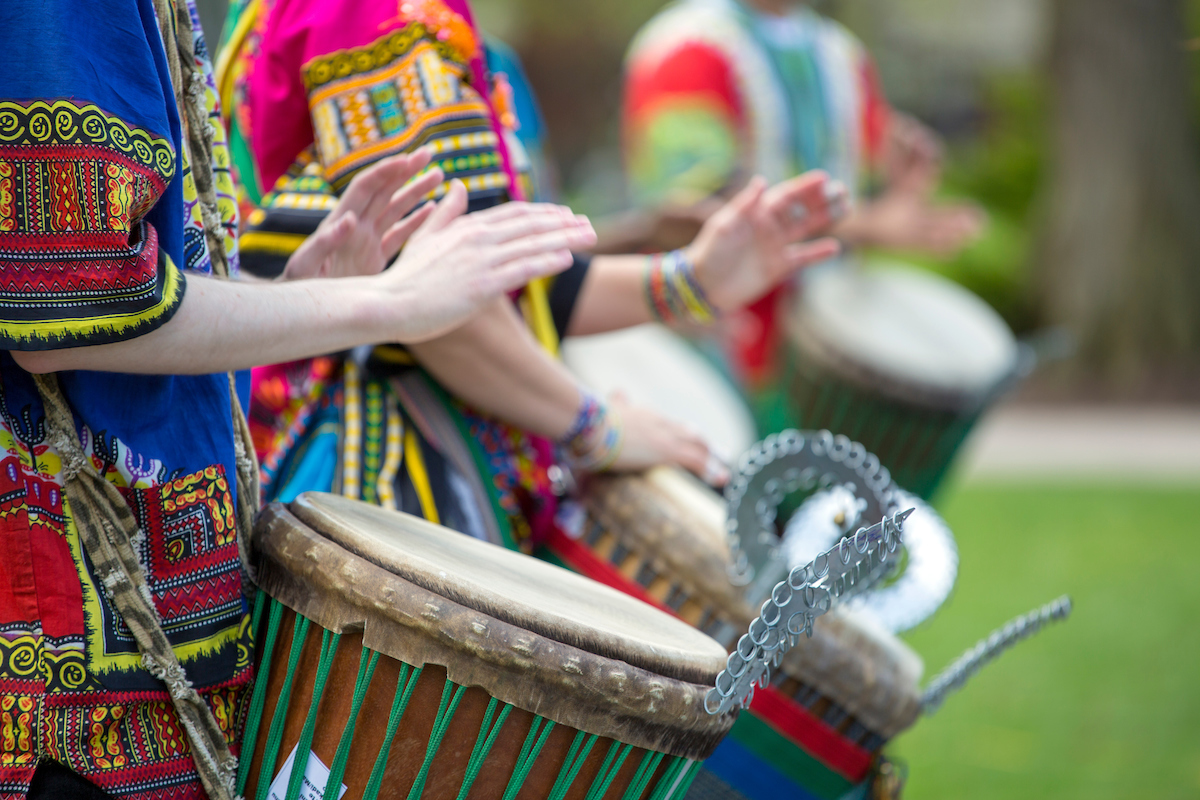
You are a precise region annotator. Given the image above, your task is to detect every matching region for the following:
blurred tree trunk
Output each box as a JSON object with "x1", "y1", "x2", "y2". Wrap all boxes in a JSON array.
[{"x1": 1036, "y1": 0, "x2": 1200, "y2": 384}]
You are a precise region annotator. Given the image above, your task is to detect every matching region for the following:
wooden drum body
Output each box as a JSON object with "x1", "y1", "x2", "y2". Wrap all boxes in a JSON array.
[
  {"x1": 242, "y1": 493, "x2": 735, "y2": 800},
  {"x1": 544, "y1": 470, "x2": 923, "y2": 800},
  {"x1": 783, "y1": 265, "x2": 1022, "y2": 499}
]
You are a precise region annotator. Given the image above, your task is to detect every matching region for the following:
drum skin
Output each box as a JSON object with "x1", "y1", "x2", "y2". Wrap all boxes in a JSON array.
[
  {"x1": 243, "y1": 495, "x2": 735, "y2": 800},
  {"x1": 545, "y1": 469, "x2": 924, "y2": 797},
  {"x1": 783, "y1": 265, "x2": 1020, "y2": 499}
]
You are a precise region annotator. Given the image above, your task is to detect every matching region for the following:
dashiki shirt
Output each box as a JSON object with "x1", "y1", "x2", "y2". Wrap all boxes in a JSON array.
[
  {"x1": 623, "y1": 0, "x2": 890, "y2": 416},
  {"x1": 220, "y1": 0, "x2": 587, "y2": 552},
  {"x1": 0, "y1": 2, "x2": 252, "y2": 798}
]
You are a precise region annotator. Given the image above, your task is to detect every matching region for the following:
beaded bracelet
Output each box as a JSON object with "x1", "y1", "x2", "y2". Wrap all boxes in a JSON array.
[
  {"x1": 644, "y1": 249, "x2": 717, "y2": 325},
  {"x1": 558, "y1": 392, "x2": 602, "y2": 447},
  {"x1": 559, "y1": 393, "x2": 624, "y2": 473}
]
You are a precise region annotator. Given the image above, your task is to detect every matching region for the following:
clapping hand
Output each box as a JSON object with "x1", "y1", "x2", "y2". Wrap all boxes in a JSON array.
[
  {"x1": 844, "y1": 113, "x2": 985, "y2": 256},
  {"x1": 687, "y1": 170, "x2": 846, "y2": 312},
  {"x1": 283, "y1": 149, "x2": 445, "y2": 280},
  {"x1": 378, "y1": 180, "x2": 597, "y2": 343}
]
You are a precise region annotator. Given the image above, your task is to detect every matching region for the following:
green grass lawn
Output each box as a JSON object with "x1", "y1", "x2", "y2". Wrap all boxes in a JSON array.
[{"x1": 890, "y1": 482, "x2": 1200, "y2": 799}]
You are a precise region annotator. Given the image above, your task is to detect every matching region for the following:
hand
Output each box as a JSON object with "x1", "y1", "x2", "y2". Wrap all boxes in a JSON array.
[
  {"x1": 687, "y1": 171, "x2": 846, "y2": 313},
  {"x1": 608, "y1": 394, "x2": 731, "y2": 486},
  {"x1": 282, "y1": 149, "x2": 444, "y2": 280},
  {"x1": 843, "y1": 191, "x2": 986, "y2": 256},
  {"x1": 375, "y1": 180, "x2": 598, "y2": 343},
  {"x1": 883, "y1": 112, "x2": 945, "y2": 196},
  {"x1": 843, "y1": 112, "x2": 984, "y2": 256}
]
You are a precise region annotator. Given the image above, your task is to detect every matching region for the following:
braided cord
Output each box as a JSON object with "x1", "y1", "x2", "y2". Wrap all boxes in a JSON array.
[
  {"x1": 284, "y1": 630, "x2": 341, "y2": 800},
  {"x1": 407, "y1": 679, "x2": 468, "y2": 800},
  {"x1": 362, "y1": 664, "x2": 424, "y2": 800},
  {"x1": 501, "y1": 716, "x2": 557, "y2": 800},
  {"x1": 584, "y1": 742, "x2": 634, "y2": 800},
  {"x1": 547, "y1": 731, "x2": 598, "y2": 800},
  {"x1": 455, "y1": 698, "x2": 514, "y2": 800},
  {"x1": 646, "y1": 756, "x2": 688, "y2": 800},
  {"x1": 237, "y1": 597, "x2": 285, "y2": 794},
  {"x1": 323, "y1": 649, "x2": 381, "y2": 799},
  {"x1": 620, "y1": 750, "x2": 665, "y2": 800},
  {"x1": 254, "y1": 614, "x2": 311, "y2": 800}
]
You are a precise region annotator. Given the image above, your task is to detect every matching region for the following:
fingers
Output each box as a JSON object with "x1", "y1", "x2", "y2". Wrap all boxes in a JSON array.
[
  {"x1": 413, "y1": 178, "x2": 469, "y2": 238},
  {"x1": 916, "y1": 204, "x2": 987, "y2": 255},
  {"x1": 455, "y1": 203, "x2": 583, "y2": 246},
  {"x1": 762, "y1": 170, "x2": 848, "y2": 241},
  {"x1": 487, "y1": 218, "x2": 597, "y2": 264},
  {"x1": 380, "y1": 201, "x2": 436, "y2": 257},
  {"x1": 283, "y1": 212, "x2": 355, "y2": 279},
  {"x1": 377, "y1": 167, "x2": 444, "y2": 233},
  {"x1": 779, "y1": 237, "x2": 842, "y2": 276},
  {"x1": 482, "y1": 248, "x2": 576, "y2": 294},
  {"x1": 663, "y1": 425, "x2": 726, "y2": 486},
  {"x1": 339, "y1": 150, "x2": 431, "y2": 218}
]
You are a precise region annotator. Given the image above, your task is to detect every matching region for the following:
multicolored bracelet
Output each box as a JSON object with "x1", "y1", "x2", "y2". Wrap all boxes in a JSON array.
[
  {"x1": 559, "y1": 392, "x2": 624, "y2": 473},
  {"x1": 644, "y1": 249, "x2": 717, "y2": 325}
]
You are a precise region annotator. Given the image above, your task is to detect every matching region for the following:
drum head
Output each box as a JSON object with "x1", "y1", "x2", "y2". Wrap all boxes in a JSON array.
[
  {"x1": 289, "y1": 492, "x2": 729, "y2": 683},
  {"x1": 563, "y1": 324, "x2": 757, "y2": 460},
  {"x1": 795, "y1": 262, "x2": 1018, "y2": 401}
]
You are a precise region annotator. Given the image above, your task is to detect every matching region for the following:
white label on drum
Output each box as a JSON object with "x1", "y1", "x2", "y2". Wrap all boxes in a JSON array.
[{"x1": 267, "y1": 744, "x2": 348, "y2": 800}]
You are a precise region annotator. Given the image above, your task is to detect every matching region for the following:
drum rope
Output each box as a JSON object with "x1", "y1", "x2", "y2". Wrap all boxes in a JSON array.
[
  {"x1": 284, "y1": 630, "x2": 342, "y2": 800},
  {"x1": 455, "y1": 698, "x2": 515, "y2": 800},
  {"x1": 407, "y1": 679, "x2": 469, "y2": 800},
  {"x1": 362, "y1": 663, "x2": 424, "y2": 799},
  {"x1": 254, "y1": 615, "x2": 312, "y2": 800},
  {"x1": 547, "y1": 731, "x2": 599, "y2": 800},
  {"x1": 621, "y1": 750, "x2": 666, "y2": 800},
  {"x1": 324, "y1": 649, "x2": 383, "y2": 799},
  {"x1": 237, "y1": 597, "x2": 285, "y2": 794},
  {"x1": 501, "y1": 716, "x2": 558, "y2": 800},
  {"x1": 646, "y1": 756, "x2": 687, "y2": 800},
  {"x1": 584, "y1": 742, "x2": 635, "y2": 800}
]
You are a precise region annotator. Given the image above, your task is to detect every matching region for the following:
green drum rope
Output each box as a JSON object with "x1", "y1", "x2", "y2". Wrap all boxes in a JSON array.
[
  {"x1": 584, "y1": 742, "x2": 634, "y2": 800},
  {"x1": 547, "y1": 731, "x2": 599, "y2": 800},
  {"x1": 323, "y1": 648, "x2": 381, "y2": 799},
  {"x1": 284, "y1": 629, "x2": 342, "y2": 800},
  {"x1": 362, "y1": 662, "x2": 424, "y2": 800},
  {"x1": 254, "y1": 613, "x2": 311, "y2": 800},
  {"x1": 238, "y1": 596, "x2": 284, "y2": 794},
  {"x1": 621, "y1": 750, "x2": 665, "y2": 800},
  {"x1": 239, "y1": 599, "x2": 691, "y2": 800},
  {"x1": 407, "y1": 679, "x2": 469, "y2": 800},
  {"x1": 455, "y1": 697, "x2": 515, "y2": 800},
  {"x1": 501, "y1": 716, "x2": 558, "y2": 800}
]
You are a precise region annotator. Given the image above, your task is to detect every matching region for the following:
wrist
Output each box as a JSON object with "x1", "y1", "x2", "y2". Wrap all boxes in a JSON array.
[
  {"x1": 558, "y1": 391, "x2": 624, "y2": 473},
  {"x1": 643, "y1": 249, "x2": 718, "y2": 325}
]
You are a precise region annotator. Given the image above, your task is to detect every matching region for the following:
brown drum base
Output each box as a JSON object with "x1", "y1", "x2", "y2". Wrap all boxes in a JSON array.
[{"x1": 241, "y1": 602, "x2": 702, "y2": 800}]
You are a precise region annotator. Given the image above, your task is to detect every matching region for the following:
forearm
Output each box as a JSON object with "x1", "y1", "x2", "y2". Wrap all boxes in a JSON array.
[
  {"x1": 409, "y1": 298, "x2": 582, "y2": 440},
  {"x1": 565, "y1": 254, "x2": 656, "y2": 337},
  {"x1": 12, "y1": 274, "x2": 396, "y2": 375}
]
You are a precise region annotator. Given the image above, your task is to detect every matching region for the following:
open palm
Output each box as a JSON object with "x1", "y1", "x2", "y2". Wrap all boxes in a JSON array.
[{"x1": 689, "y1": 171, "x2": 845, "y2": 312}]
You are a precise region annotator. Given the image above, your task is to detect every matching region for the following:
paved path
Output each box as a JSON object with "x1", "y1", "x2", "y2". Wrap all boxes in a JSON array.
[{"x1": 958, "y1": 405, "x2": 1200, "y2": 482}]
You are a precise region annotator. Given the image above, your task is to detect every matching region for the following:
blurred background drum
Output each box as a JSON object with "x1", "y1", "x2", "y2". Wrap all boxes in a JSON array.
[
  {"x1": 563, "y1": 324, "x2": 758, "y2": 462},
  {"x1": 543, "y1": 469, "x2": 924, "y2": 800},
  {"x1": 242, "y1": 492, "x2": 734, "y2": 800},
  {"x1": 783, "y1": 264, "x2": 1029, "y2": 499}
]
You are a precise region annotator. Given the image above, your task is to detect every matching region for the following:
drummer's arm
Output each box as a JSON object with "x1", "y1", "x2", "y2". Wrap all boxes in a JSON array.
[
  {"x1": 407, "y1": 297, "x2": 718, "y2": 479},
  {"x1": 407, "y1": 298, "x2": 581, "y2": 439},
  {"x1": 567, "y1": 172, "x2": 844, "y2": 337}
]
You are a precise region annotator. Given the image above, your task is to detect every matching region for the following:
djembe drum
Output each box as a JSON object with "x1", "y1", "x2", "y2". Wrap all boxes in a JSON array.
[
  {"x1": 242, "y1": 492, "x2": 735, "y2": 800},
  {"x1": 783, "y1": 264, "x2": 1025, "y2": 499},
  {"x1": 543, "y1": 469, "x2": 924, "y2": 800}
]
